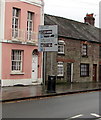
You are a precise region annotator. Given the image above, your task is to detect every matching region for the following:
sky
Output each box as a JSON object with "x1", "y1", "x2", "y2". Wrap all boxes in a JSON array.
[{"x1": 44, "y1": 0, "x2": 100, "y2": 27}]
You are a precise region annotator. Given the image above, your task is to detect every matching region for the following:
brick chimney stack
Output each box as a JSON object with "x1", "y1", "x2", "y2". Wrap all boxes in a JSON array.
[{"x1": 84, "y1": 13, "x2": 95, "y2": 26}]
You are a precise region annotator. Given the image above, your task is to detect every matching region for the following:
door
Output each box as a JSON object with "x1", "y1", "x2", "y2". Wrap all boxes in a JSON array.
[
  {"x1": 93, "y1": 64, "x2": 97, "y2": 82},
  {"x1": 32, "y1": 55, "x2": 38, "y2": 82},
  {"x1": 99, "y1": 65, "x2": 101, "y2": 82},
  {"x1": 67, "y1": 63, "x2": 73, "y2": 82}
]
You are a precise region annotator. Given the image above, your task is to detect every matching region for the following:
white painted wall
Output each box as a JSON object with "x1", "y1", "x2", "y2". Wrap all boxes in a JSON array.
[
  {"x1": 0, "y1": 0, "x2": 5, "y2": 80},
  {"x1": 40, "y1": 0, "x2": 44, "y2": 83},
  {"x1": 2, "y1": 79, "x2": 42, "y2": 86},
  {"x1": 0, "y1": 43, "x2": 2, "y2": 80}
]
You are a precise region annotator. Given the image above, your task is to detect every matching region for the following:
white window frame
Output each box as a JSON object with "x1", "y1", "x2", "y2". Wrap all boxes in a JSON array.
[
  {"x1": 82, "y1": 44, "x2": 87, "y2": 56},
  {"x1": 27, "y1": 11, "x2": 33, "y2": 41},
  {"x1": 80, "y1": 64, "x2": 89, "y2": 77},
  {"x1": 12, "y1": 8, "x2": 20, "y2": 39},
  {"x1": 57, "y1": 62, "x2": 64, "y2": 76},
  {"x1": 58, "y1": 40, "x2": 65, "y2": 54},
  {"x1": 11, "y1": 50, "x2": 23, "y2": 72}
]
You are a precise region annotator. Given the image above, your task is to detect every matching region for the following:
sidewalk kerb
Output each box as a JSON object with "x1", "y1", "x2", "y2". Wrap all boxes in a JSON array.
[{"x1": 1, "y1": 88, "x2": 101, "y2": 103}]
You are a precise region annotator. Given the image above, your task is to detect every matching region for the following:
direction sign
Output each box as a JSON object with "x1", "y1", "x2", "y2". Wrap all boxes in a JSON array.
[{"x1": 38, "y1": 25, "x2": 58, "y2": 52}]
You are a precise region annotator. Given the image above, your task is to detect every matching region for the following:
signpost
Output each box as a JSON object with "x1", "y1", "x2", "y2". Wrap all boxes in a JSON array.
[
  {"x1": 38, "y1": 25, "x2": 58, "y2": 52},
  {"x1": 38, "y1": 25, "x2": 58, "y2": 93}
]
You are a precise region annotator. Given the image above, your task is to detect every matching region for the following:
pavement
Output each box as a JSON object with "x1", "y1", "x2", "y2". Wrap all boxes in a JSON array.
[{"x1": 1, "y1": 82, "x2": 101, "y2": 102}]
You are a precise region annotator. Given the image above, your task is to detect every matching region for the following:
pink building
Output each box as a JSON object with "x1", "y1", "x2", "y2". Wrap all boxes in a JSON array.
[{"x1": 0, "y1": 0, "x2": 44, "y2": 86}]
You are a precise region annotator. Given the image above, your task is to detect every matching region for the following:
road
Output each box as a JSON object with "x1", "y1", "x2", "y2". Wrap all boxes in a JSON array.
[{"x1": 2, "y1": 91, "x2": 101, "y2": 119}]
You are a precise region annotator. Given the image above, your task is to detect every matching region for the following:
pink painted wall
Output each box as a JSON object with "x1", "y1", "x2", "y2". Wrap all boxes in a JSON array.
[
  {"x1": 5, "y1": 0, "x2": 41, "y2": 40},
  {"x1": 2, "y1": 42, "x2": 42, "y2": 79},
  {"x1": 2, "y1": 0, "x2": 42, "y2": 80}
]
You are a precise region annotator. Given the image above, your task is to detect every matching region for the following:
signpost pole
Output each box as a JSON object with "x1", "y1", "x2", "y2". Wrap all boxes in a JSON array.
[
  {"x1": 38, "y1": 25, "x2": 58, "y2": 93},
  {"x1": 50, "y1": 52, "x2": 53, "y2": 75},
  {"x1": 43, "y1": 51, "x2": 46, "y2": 86}
]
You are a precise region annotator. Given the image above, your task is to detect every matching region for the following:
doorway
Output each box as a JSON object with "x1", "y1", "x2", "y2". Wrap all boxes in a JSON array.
[
  {"x1": 99, "y1": 65, "x2": 101, "y2": 82},
  {"x1": 67, "y1": 63, "x2": 73, "y2": 82},
  {"x1": 32, "y1": 54, "x2": 38, "y2": 83},
  {"x1": 93, "y1": 64, "x2": 97, "y2": 82}
]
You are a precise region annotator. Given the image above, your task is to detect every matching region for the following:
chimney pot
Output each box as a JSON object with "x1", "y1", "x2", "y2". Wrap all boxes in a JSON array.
[{"x1": 84, "y1": 13, "x2": 95, "y2": 26}]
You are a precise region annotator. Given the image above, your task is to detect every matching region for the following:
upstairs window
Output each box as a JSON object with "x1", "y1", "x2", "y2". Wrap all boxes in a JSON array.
[
  {"x1": 27, "y1": 12, "x2": 34, "y2": 41},
  {"x1": 58, "y1": 40, "x2": 65, "y2": 54},
  {"x1": 57, "y1": 62, "x2": 64, "y2": 76},
  {"x1": 81, "y1": 44, "x2": 87, "y2": 56},
  {"x1": 12, "y1": 8, "x2": 20, "y2": 38}
]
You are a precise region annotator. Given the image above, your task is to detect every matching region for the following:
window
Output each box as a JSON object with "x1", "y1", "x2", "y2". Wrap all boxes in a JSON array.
[
  {"x1": 11, "y1": 50, "x2": 23, "y2": 72},
  {"x1": 99, "y1": 46, "x2": 101, "y2": 58},
  {"x1": 58, "y1": 40, "x2": 65, "y2": 54},
  {"x1": 12, "y1": 8, "x2": 20, "y2": 38},
  {"x1": 27, "y1": 12, "x2": 33, "y2": 40},
  {"x1": 57, "y1": 62, "x2": 64, "y2": 76},
  {"x1": 80, "y1": 64, "x2": 89, "y2": 77},
  {"x1": 82, "y1": 44, "x2": 87, "y2": 56}
]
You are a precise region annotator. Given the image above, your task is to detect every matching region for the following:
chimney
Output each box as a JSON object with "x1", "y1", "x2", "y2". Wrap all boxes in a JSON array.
[{"x1": 84, "y1": 13, "x2": 95, "y2": 26}]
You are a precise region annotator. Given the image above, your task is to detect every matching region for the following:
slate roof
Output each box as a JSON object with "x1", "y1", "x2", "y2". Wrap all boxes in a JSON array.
[{"x1": 44, "y1": 14, "x2": 101, "y2": 43}]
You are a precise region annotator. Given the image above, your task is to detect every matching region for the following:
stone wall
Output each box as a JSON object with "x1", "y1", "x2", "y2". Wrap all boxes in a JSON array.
[{"x1": 45, "y1": 37, "x2": 100, "y2": 83}]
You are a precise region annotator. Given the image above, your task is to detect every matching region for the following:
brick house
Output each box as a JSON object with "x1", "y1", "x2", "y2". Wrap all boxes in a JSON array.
[
  {"x1": 44, "y1": 14, "x2": 101, "y2": 83},
  {"x1": 0, "y1": 0, "x2": 44, "y2": 86}
]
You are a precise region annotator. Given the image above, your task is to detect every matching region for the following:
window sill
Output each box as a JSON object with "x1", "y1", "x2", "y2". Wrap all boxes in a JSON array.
[
  {"x1": 10, "y1": 72, "x2": 24, "y2": 75},
  {"x1": 80, "y1": 75, "x2": 89, "y2": 77},
  {"x1": 57, "y1": 75, "x2": 64, "y2": 78},
  {"x1": 58, "y1": 53, "x2": 65, "y2": 55},
  {"x1": 82, "y1": 55, "x2": 88, "y2": 58}
]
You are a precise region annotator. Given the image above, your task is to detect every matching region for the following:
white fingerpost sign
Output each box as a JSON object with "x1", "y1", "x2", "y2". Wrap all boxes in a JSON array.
[{"x1": 38, "y1": 25, "x2": 58, "y2": 52}]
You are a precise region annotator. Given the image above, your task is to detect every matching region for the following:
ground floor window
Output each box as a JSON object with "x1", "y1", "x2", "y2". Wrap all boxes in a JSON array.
[
  {"x1": 80, "y1": 63, "x2": 89, "y2": 77},
  {"x1": 11, "y1": 50, "x2": 23, "y2": 72},
  {"x1": 57, "y1": 62, "x2": 64, "y2": 76}
]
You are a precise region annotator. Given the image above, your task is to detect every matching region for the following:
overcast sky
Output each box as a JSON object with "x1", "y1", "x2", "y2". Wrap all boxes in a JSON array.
[{"x1": 44, "y1": 0, "x2": 100, "y2": 27}]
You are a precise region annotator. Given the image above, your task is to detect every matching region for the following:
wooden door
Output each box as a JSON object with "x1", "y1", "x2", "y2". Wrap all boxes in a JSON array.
[
  {"x1": 67, "y1": 63, "x2": 73, "y2": 82},
  {"x1": 99, "y1": 65, "x2": 101, "y2": 82},
  {"x1": 93, "y1": 64, "x2": 97, "y2": 82}
]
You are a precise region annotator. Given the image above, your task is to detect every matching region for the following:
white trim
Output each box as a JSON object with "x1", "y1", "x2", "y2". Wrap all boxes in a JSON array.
[
  {"x1": 19, "y1": 0, "x2": 44, "y2": 7},
  {"x1": 58, "y1": 40, "x2": 65, "y2": 44},
  {"x1": 40, "y1": 0, "x2": 44, "y2": 25},
  {"x1": 57, "y1": 62, "x2": 64, "y2": 76},
  {"x1": 38, "y1": 0, "x2": 44, "y2": 84},
  {"x1": 1, "y1": 78, "x2": 42, "y2": 86},
  {"x1": 58, "y1": 40, "x2": 65, "y2": 54},
  {"x1": 71, "y1": 63, "x2": 73, "y2": 82},
  {"x1": 0, "y1": 0, "x2": 5, "y2": 41},
  {"x1": 10, "y1": 72, "x2": 24, "y2": 75},
  {"x1": 0, "y1": 42, "x2": 1, "y2": 81},
  {"x1": 0, "y1": 0, "x2": 5, "y2": 80}
]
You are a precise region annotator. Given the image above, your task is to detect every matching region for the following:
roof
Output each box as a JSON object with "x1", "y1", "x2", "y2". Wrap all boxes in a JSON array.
[{"x1": 44, "y1": 14, "x2": 101, "y2": 43}]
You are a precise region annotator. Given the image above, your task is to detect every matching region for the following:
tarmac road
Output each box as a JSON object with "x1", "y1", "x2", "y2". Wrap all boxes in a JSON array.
[{"x1": 2, "y1": 91, "x2": 100, "y2": 119}]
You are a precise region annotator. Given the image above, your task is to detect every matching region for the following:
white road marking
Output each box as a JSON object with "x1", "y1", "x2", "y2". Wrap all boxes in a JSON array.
[
  {"x1": 70, "y1": 114, "x2": 83, "y2": 119},
  {"x1": 90, "y1": 113, "x2": 101, "y2": 117}
]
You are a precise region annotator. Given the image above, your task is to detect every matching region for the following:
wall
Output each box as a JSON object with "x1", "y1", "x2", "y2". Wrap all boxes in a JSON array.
[
  {"x1": 4, "y1": 0, "x2": 41, "y2": 41},
  {"x1": 45, "y1": 37, "x2": 100, "y2": 83},
  {"x1": 2, "y1": 42, "x2": 42, "y2": 86},
  {"x1": 1, "y1": 0, "x2": 43, "y2": 86}
]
